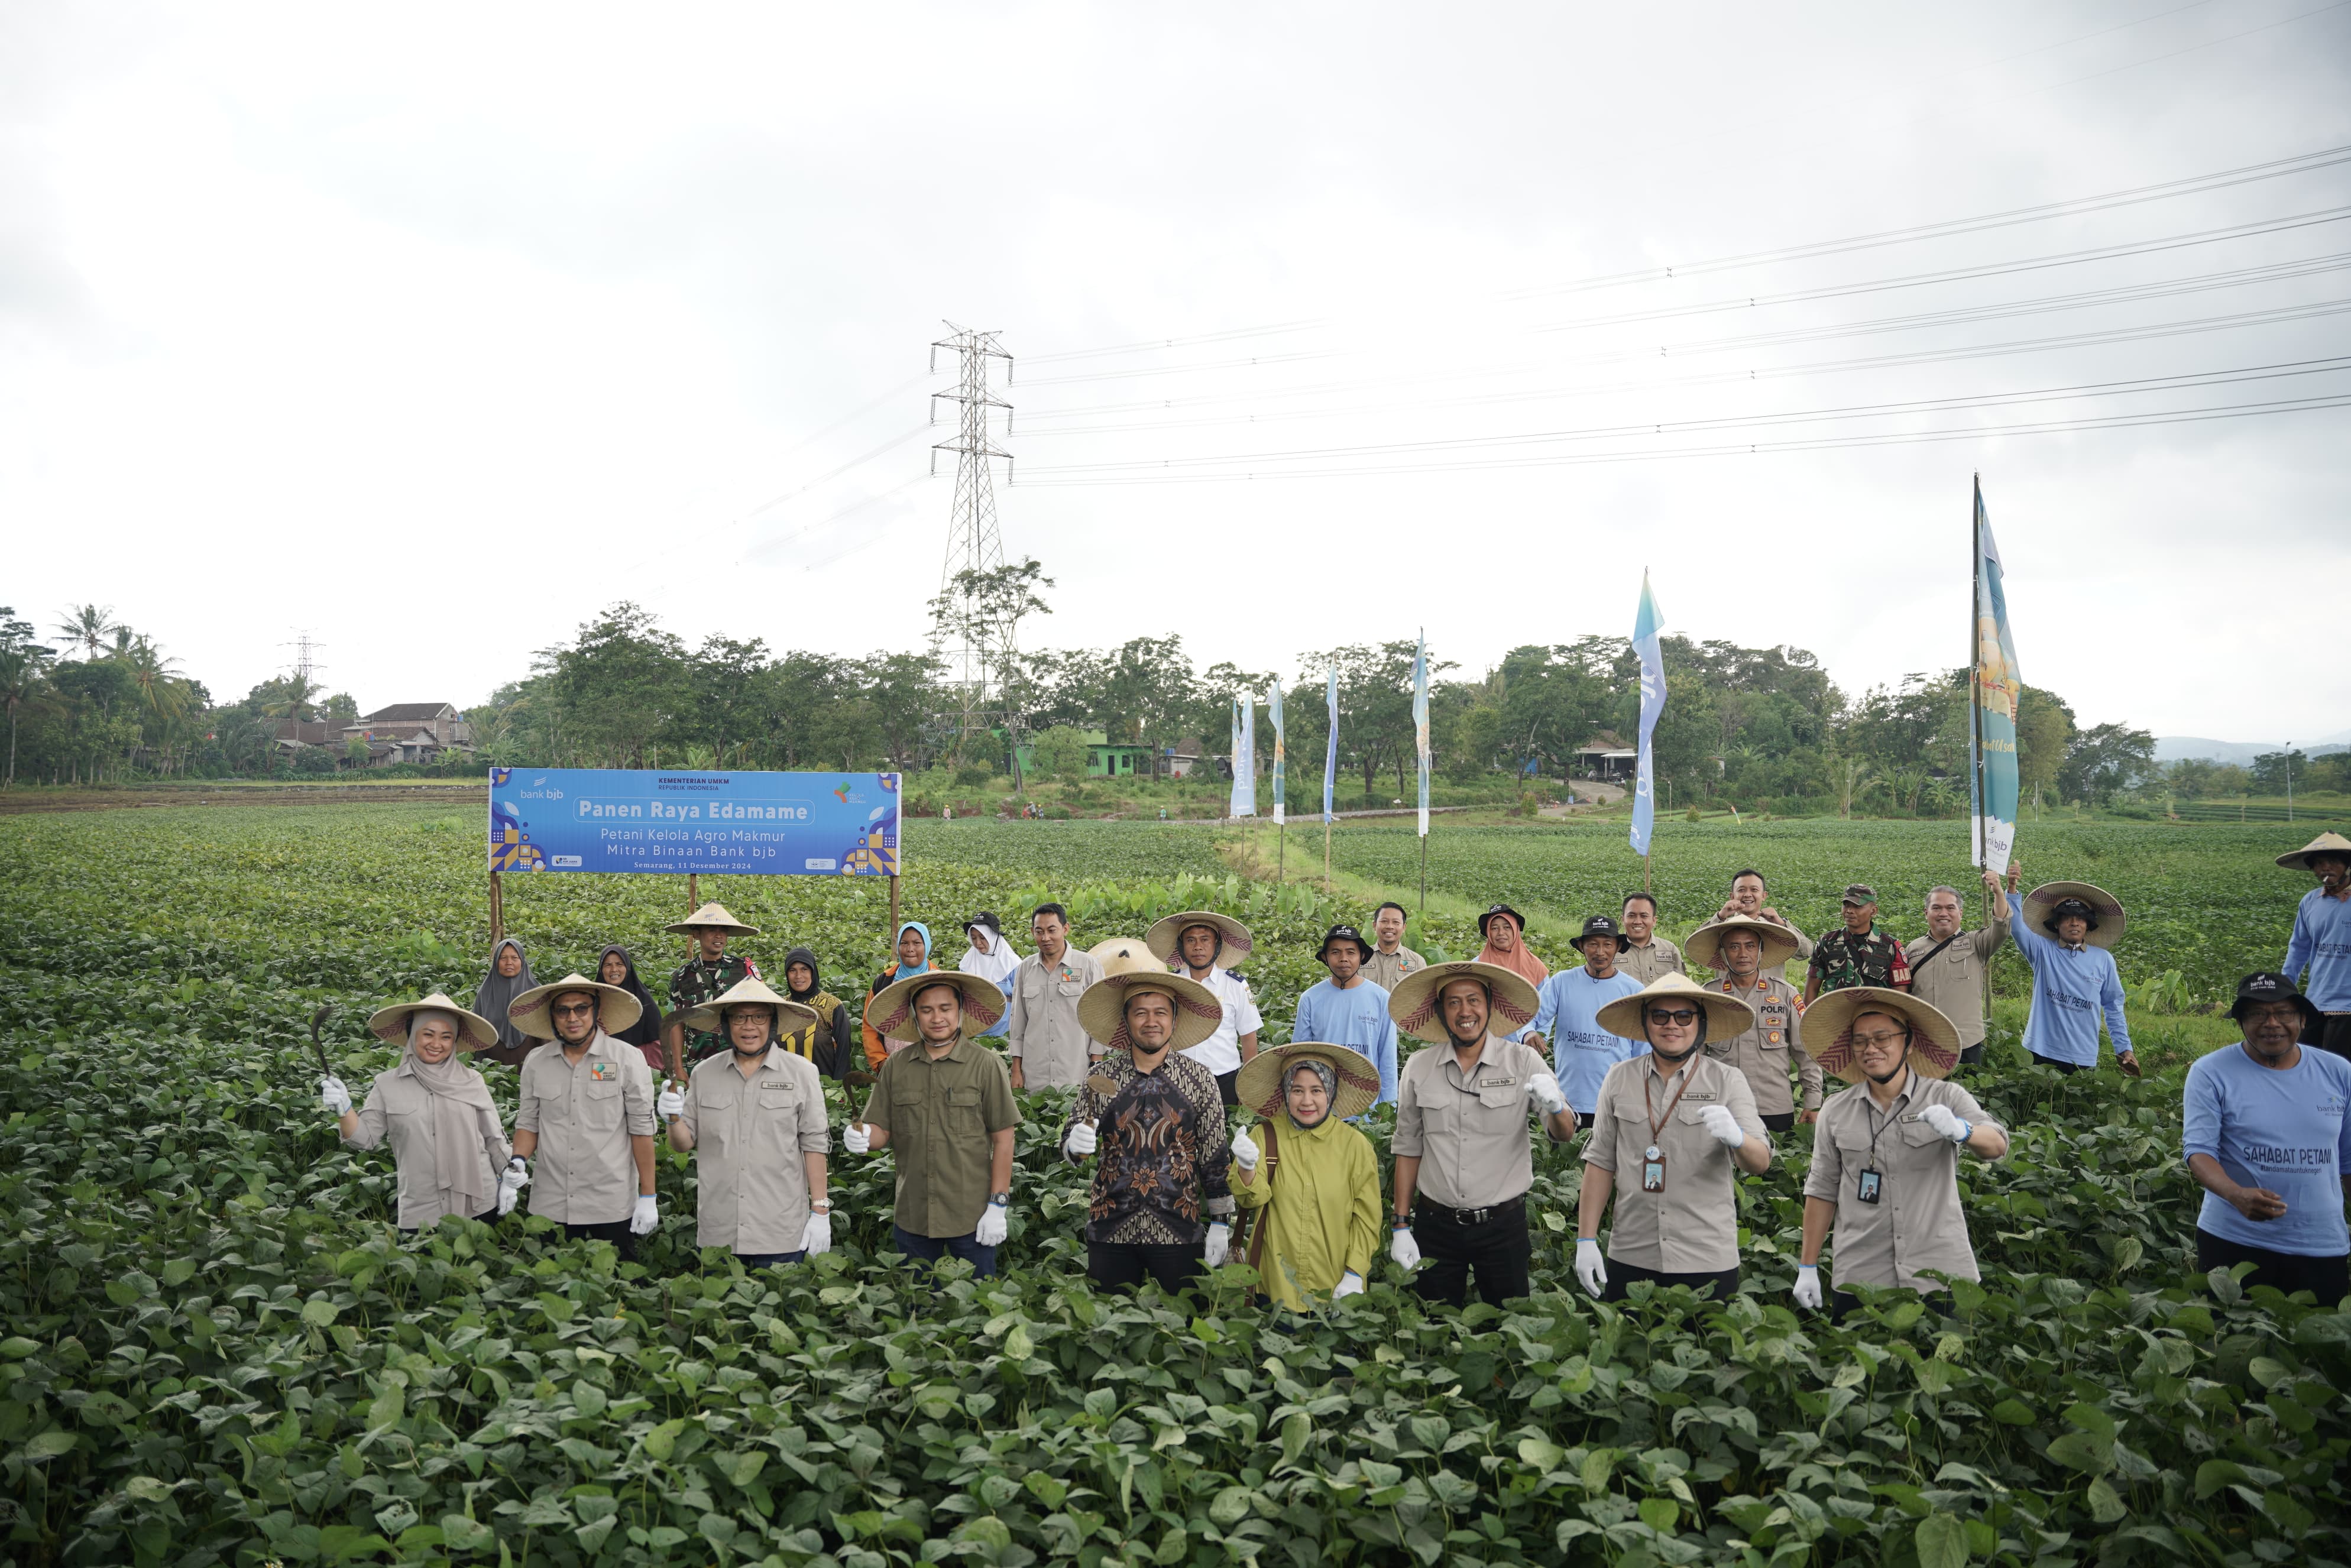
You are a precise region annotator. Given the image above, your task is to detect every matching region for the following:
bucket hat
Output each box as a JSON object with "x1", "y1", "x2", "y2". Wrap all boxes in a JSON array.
[
  {"x1": 675, "y1": 975, "x2": 820, "y2": 1039},
  {"x1": 1682, "y1": 914, "x2": 1802, "y2": 973},
  {"x1": 1145, "y1": 909, "x2": 1255, "y2": 970},
  {"x1": 1594, "y1": 971, "x2": 1757, "y2": 1044},
  {"x1": 1568, "y1": 914, "x2": 1627, "y2": 953},
  {"x1": 862, "y1": 970, "x2": 1007, "y2": 1042},
  {"x1": 663, "y1": 901, "x2": 761, "y2": 936},
  {"x1": 1387, "y1": 960, "x2": 1540, "y2": 1044},
  {"x1": 1316, "y1": 924, "x2": 1374, "y2": 963},
  {"x1": 2276, "y1": 831, "x2": 2351, "y2": 871},
  {"x1": 367, "y1": 992, "x2": 501, "y2": 1052},
  {"x1": 1476, "y1": 903, "x2": 1528, "y2": 938},
  {"x1": 506, "y1": 974, "x2": 645, "y2": 1041},
  {"x1": 2022, "y1": 881, "x2": 2125, "y2": 948},
  {"x1": 1234, "y1": 1041, "x2": 1381, "y2": 1123},
  {"x1": 2228, "y1": 970, "x2": 2320, "y2": 1028},
  {"x1": 1803, "y1": 986, "x2": 1963, "y2": 1082}
]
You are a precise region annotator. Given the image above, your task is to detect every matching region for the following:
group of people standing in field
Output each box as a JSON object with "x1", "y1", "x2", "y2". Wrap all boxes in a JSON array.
[{"x1": 318, "y1": 829, "x2": 2351, "y2": 1311}]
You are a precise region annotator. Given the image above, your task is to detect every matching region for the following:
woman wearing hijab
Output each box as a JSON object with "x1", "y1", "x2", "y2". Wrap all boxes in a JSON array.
[
  {"x1": 778, "y1": 947, "x2": 853, "y2": 1078},
  {"x1": 472, "y1": 937, "x2": 539, "y2": 1069},
  {"x1": 597, "y1": 945, "x2": 668, "y2": 1071},
  {"x1": 862, "y1": 921, "x2": 940, "y2": 1069},
  {"x1": 957, "y1": 912, "x2": 1022, "y2": 1041},
  {"x1": 1475, "y1": 905, "x2": 1549, "y2": 987},
  {"x1": 1227, "y1": 1043, "x2": 1384, "y2": 1310},
  {"x1": 317, "y1": 993, "x2": 513, "y2": 1233}
]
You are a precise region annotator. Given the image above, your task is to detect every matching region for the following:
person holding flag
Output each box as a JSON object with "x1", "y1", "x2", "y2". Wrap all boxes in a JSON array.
[{"x1": 1991, "y1": 862, "x2": 2139, "y2": 1077}]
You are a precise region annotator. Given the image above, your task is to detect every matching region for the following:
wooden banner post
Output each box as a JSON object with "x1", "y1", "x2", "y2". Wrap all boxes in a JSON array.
[
  {"x1": 488, "y1": 870, "x2": 504, "y2": 943},
  {"x1": 688, "y1": 873, "x2": 700, "y2": 913},
  {"x1": 889, "y1": 873, "x2": 901, "y2": 934}
]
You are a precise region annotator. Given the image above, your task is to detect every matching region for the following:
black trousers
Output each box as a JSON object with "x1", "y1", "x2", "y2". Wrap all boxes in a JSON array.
[
  {"x1": 1413, "y1": 1198, "x2": 1530, "y2": 1309},
  {"x1": 2301, "y1": 1013, "x2": 2351, "y2": 1061},
  {"x1": 1214, "y1": 1068, "x2": 1241, "y2": 1107},
  {"x1": 566, "y1": 1219, "x2": 638, "y2": 1263},
  {"x1": 2197, "y1": 1227, "x2": 2350, "y2": 1303},
  {"x1": 1089, "y1": 1240, "x2": 1203, "y2": 1295},
  {"x1": 1957, "y1": 1041, "x2": 1986, "y2": 1067},
  {"x1": 2029, "y1": 1054, "x2": 2083, "y2": 1075},
  {"x1": 1760, "y1": 1112, "x2": 1796, "y2": 1133},
  {"x1": 1602, "y1": 1258, "x2": 1740, "y2": 1303}
]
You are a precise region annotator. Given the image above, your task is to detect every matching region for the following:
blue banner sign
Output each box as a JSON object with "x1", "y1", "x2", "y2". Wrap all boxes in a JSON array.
[{"x1": 488, "y1": 768, "x2": 901, "y2": 876}]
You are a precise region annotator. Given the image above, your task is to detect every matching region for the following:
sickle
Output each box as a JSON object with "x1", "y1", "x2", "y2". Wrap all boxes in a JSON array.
[{"x1": 308, "y1": 1005, "x2": 334, "y2": 1079}]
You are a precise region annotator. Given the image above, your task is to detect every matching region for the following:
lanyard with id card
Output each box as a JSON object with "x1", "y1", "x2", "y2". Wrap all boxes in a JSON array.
[
  {"x1": 1857, "y1": 1097, "x2": 1903, "y2": 1205},
  {"x1": 1640, "y1": 1065, "x2": 1698, "y2": 1193}
]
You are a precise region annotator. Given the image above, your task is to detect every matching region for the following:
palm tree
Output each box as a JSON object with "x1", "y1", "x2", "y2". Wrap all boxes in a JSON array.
[
  {"x1": 1832, "y1": 753, "x2": 1879, "y2": 819},
  {"x1": 264, "y1": 672, "x2": 321, "y2": 724},
  {"x1": 122, "y1": 636, "x2": 189, "y2": 775},
  {"x1": 55, "y1": 604, "x2": 118, "y2": 662},
  {"x1": 0, "y1": 642, "x2": 51, "y2": 788}
]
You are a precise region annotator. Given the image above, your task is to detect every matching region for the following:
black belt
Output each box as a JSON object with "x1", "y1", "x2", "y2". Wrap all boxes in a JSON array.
[{"x1": 1419, "y1": 1194, "x2": 1526, "y2": 1227}]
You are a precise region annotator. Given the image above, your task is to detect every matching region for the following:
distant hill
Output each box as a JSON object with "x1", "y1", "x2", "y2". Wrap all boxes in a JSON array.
[{"x1": 2157, "y1": 737, "x2": 2349, "y2": 764}]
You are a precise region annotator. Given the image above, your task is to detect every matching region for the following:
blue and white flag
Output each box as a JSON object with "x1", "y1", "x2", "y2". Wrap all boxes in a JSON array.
[
  {"x1": 1229, "y1": 695, "x2": 1255, "y2": 818},
  {"x1": 1268, "y1": 682, "x2": 1286, "y2": 827},
  {"x1": 1972, "y1": 479, "x2": 2023, "y2": 873},
  {"x1": 1323, "y1": 663, "x2": 1339, "y2": 823},
  {"x1": 1629, "y1": 572, "x2": 1666, "y2": 858},
  {"x1": 1412, "y1": 633, "x2": 1431, "y2": 838}
]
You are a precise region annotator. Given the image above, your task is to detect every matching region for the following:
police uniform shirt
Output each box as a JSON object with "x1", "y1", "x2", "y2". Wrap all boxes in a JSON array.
[{"x1": 1704, "y1": 974, "x2": 1822, "y2": 1116}]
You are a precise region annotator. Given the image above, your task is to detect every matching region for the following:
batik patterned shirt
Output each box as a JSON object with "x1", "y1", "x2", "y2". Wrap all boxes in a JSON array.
[{"x1": 1069, "y1": 1052, "x2": 1235, "y2": 1245}]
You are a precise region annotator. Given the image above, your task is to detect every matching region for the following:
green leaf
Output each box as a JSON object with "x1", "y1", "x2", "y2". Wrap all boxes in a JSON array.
[
  {"x1": 642, "y1": 1418, "x2": 685, "y2": 1461},
  {"x1": 20, "y1": 1430, "x2": 76, "y2": 1460},
  {"x1": 2043, "y1": 1430, "x2": 2111, "y2": 1475},
  {"x1": 125, "y1": 1476, "x2": 174, "y2": 1502},
  {"x1": 1637, "y1": 1497, "x2": 1678, "y2": 1534},
  {"x1": 2245, "y1": 1356, "x2": 2289, "y2": 1390},
  {"x1": 301, "y1": 1297, "x2": 339, "y2": 1328},
  {"x1": 1517, "y1": 1437, "x2": 1563, "y2": 1470},
  {"x1": 569, "y1": 1379, "x2": 607, "y2": 1420},
  {"x1": 0, "y1": 1339, "x2": 38, "y2": 1360},
  {"x1": 1208, "y1": 1486, "x2": 1252, "y2": 1527},
  {"x1": 1989, "y1": 1399, "x2": 2035, "y2": 1426},
  {"x1": 1914, "y1": 1512, "x2": 1969, "y2": 1568},
  {"x1": 439, "y1": 1515, "x2": 495, "y2": 1552},
  {"x1": 2260, "y1": 1489, "x2": 2314, "y2": 1537},
  {"x1": 2085, "y1": 1478, "x2": 2126, "y2": 1524}
]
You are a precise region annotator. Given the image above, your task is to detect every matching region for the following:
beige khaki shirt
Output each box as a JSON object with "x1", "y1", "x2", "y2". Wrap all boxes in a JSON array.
[
  {"x1": 1584, "y1": 1052, "x2": 1766, "y2": 1272},
  {"x1": 1804, "y1": 1074, "x2": 2001, "y2": 1291},
  {"x1": 513, "y1": 1032, "x2": 656, "y2": 1225},
  {"x1": 1618, "y1": 938, "x2": 1686, "y2": 986},
  {"x1": 1006, "y1": 948, "x2": 1105, "y2": 1088},
  {"x1": 867, "y1": 1036, "x2": 1021, "y2": 1237},
  {"x1": 1391, "y1": 1036, "x2": 1565, "y2": 1211},
  {"x1": 1703, "y1": 974, "x2": 1821, "y2": 1116},
  {"x1": 680, "y1": 1047, "x2": 829, "y2": 1255},
  {"x1": 1364, "y1": 947, "x2": 1426, "y2": 994},
  {"x1": 1904, "y1": 908, "x2": 2009, "y2": 1048},
  {"x1": 342, "y1": 1064, "x2": 512, "y2": 1229}
]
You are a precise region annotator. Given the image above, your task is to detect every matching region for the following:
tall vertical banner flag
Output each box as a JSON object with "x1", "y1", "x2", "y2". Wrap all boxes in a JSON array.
[
  {"x1": 1268, "y1": 683, "x2": 1287, "y2": 827},
  {"x1": 1412, "y1": 634, "x2": 1431, "y2": 837},
  {"x1": 1322, "y1": 664, "x2": 1339, "y2": 822},
  {"x1": 1628, "y1": 572, "x2": 1666, "y2": 857},
  {"x1": 1229, "y1": 695, "x2": 1257, "y2": 818},
  {"x1": 1971, "y1": 480, "x2": 2023, "y2": 873}
]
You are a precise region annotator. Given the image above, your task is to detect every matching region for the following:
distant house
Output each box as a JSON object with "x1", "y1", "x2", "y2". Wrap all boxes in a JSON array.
[
  {"x1": 1160, "y1": 737, "x2": 1207, "y2": 779},
  {"x1": 1012, "y1": 729, "x2": 1159, "y2": 779},
  {"x1": 1573, "y1": 730, "x2": 1638, "y2": 783},
  {"x1": 341, "y1": 703, "x2": 473, "y2": 768},
  {"x1": 272, "y1": 719, "x2": 333, "y2": 757}
]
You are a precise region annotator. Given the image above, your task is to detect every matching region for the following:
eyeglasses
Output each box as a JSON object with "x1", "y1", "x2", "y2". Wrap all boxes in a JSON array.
[
  {"x1": 551, "y1": 1002, "x2": 597, "y2": 1019},
  {"x1": 1852, "y1": 1029, "x2": 1910, "y2": 1049},
  {"x1": 1647, "y1": 1007, "x2": 1700, "y2": 1026}
]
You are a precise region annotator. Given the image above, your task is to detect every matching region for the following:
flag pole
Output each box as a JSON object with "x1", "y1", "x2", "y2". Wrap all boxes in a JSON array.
[{"x1": 1971, "y1": 475, "x2": 1993, "y2": 1032}]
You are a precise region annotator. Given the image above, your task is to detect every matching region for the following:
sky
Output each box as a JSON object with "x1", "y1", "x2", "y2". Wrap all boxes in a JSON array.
[{"x1": 5, "y1": 1, "x2": 2349, "y2": 743}]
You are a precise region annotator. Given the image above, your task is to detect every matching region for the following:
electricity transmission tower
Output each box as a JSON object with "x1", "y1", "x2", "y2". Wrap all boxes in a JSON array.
[
  {"x1": 928, "y1": 323, "x2": 1019, "y2": 773},
  {"x1": 281, "y1": 631, "x2": 325, "y2": 690}
]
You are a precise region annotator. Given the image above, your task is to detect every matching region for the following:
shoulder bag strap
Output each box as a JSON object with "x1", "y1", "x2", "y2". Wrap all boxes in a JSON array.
[{"x1": 1244, "y1": 1119, "x2": 1280, "y2": 1273}]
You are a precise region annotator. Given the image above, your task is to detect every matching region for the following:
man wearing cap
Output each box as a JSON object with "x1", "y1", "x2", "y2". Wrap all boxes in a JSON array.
[
  {"x1": 1576, "y1": 975, "x2": 1770, "y2": 1302},
  {"x1": 2279, "y1": 832, "x2": 2351, "y2": 1061},
  {"x1": 956, "y1": 912, "x2": 1022, "y2": 1042},
  {"x1": 1686, "y1": 916, "x2": 1821, "y2": 1131},
  {"x1": 1387, "y1": 963, "x2": 1576, "y2": 1308},
  {"x1": 1145, "y1": 911, "x2": 1263, "y2": 1107},
  {"x1": 1905, "y1": 884, "x2": 2010, "y2": 1069},
  {"x1": 1991, "y1": 863, "x2": 2138, "y2": 1077},
  {"x1": 665, "y1": 902, "x2": 762, "y2": 1069},
  {"x1": 1229, "y1": 1043, "x2": 1385, "y2": 1310},
  {"x1": 1514, "y1": 916, "x2": 1646, "y2": 1123},
  {"x1": 1793, "y1": 988, "x2": 2009, "y2": 1316},
  {"x1": 1618, "y1": 895, "x2": 1685, "y2": 986},
  {"x1": 1365, "y1": 902, "x2": 1426, "y2": 993},
  {"x1": 503, "y1": 974, "x2": 662, "y2": 1259},
  {"x1": 1294, "y1": 925, "x2": 1400, "y2": 1107},
  {"x1": 656, "y1": 978, "x2": 833, "y2": 1268},
  {"x1": 1715, "y1": 870, "x2": 1812, "y2": 986},
  {"x1": 1803, "y1": 884, "x2": 1911, "y2": 1005},
  {"x1": 2182, "y1": 971, "x2": 2351, "y2": 1301},
  {"x1": 1063, "y1": 954, "x2": 1235, "y2": 1295},
  {"x1": 1006, "y1": 903, "x2": 1104, "y2": 1091},
  {"x1": 843, "y1": 971, "x2": 1019, "y2": 1275}
]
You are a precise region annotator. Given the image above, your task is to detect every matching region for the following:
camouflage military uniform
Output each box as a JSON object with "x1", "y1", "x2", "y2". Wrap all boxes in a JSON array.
[
  {"x1": 1806, "y1": 927, "x2": 1911, "y2": 996},
  {"x1": 671, "y1": 953, "x2": 759, "y2": 1066}
]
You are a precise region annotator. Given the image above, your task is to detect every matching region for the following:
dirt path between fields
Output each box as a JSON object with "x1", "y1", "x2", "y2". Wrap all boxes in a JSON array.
[{"x1": 0, "y1": 786, "x2": 475, "y2": 815}]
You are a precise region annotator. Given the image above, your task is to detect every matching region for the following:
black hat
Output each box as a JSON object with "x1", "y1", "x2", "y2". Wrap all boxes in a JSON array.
[
  {"x1": 1317, "y1": 924, "x2": 1374, "y2": 963},
  {"x1": 1477, "y1": 903, "x2": 1527, "y2": 937},
  {"x1": 2045, "y1": 898, "x2": 2099, "y2": 934},
  {"x1": 965, "y1": 911, "x2": 1003, "y2": 936},
  {"x1": 2229, "y1": 971, "x2": 2318, "y2": 1026},
  {"x1": 1569, "y1": 914, "x2": 1628, "y2": 953}
]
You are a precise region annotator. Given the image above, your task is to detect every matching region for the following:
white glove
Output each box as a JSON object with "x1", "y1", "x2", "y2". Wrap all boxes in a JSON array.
[
  {"x1": 1066, "y1": 1120, "x2": 1098, "y2": 1158},
  {"x1": 1204, "y1": 1222, "x2": 1230, "y2": 1268},
  {"x1": 656, "y1": 1085, "x2": 685, "y2": 1120},
  {"x1": 1575, "y1": 1237, "x2": 1608, "y2": 1297},
  {"x1": 1332, "y1": 1271, "x2": 1365, "y2": 1298},
  {"x1": 1793, "y1": 1265, "x2": 1823, "y2": 1310},
  {"x1": 1524, "y1": 1071, "x2": 1568, "y2": 1116},
  {"x1": 1919, "y1": 1103, "x2": 1971, "y2": 1144},
  {"x1": 974, "y1": 1201, "x2": 1009, "y2": 1246},
  {"x1": 843, "y1": 1122, "x2": 872, "y2": 1155},
  {"x1": 1699, "y1": 1103, "x2": 1746, "y2": 1149},
  {"x1": 1229, "y1": 1126, "x2": 1261, "y2": 1171},
  {"x1": 1390, "y1": 1226, "x2": 1420, "y2": 1269},
  {"x1": 801, "y1": 1211, "x2": 832, "y2": 1256},
  {"x1": 629, "y1": 1194, "x2": 659, "y2": 1236},
  {"x1": 320, "y1": 1075, "x2": 352, "y2": 1116},
  {"x1": 496, "y1": 1158, "x2": 528, "y2": 1217}
]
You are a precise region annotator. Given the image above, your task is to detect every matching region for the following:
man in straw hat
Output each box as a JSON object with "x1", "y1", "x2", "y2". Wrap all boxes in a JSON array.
[
  {"x1": 503, "y1": 973, "x2": 662, "y2": 1258},
  {"x1": 665, "y1": 902, "x2": 762, "y2": 1068},
  {"x1": 844, "y1": 970, "x2": 1018, "y2": 1274},
  {"x1": 1145, "y1": 909, "x2": 1264, "y2": 1107},
  {"x1": 1295, "y1": 924, "x2": 1400, "y2": 1107},
  {"x1": 1714, "y1": 869, "x2": 1812, "y2": 986},
  {"x1": 1618, "y1": 894, "x2": 1685, "y2": 986},
  {"x1": 2182, "y1": 971, "x2": 2351, "y2": 1301},
  {"x1": 1792, "y1": 987, "x2": 2008, "y2": 1317},
  {"x1": 2278, "y1": 831, "x2": 2351, "y2": 1060},
  {"x1": 1991, "y1": 862, "x2": 2138, "y2": 1077},
  {"x1": 1063, "y1": 943, "x2": 1236, "y2": 1295},
  {"x1": 1576, "y1": 974, "x2": 1770, "y2": 1301},
  {"x1": 1006, "y1": 903, "x2": 1104, "y2": 1091},
  {"x1": 1387, "y1": 961, "x2": 1576, "y2": 1308},
  {"x1": 1802, "y1": 883, "x2": 1911, "y2": 1005},
  {"x1": 1514, "y1": 915, "x2": 1645, "y2": 1125},
  {"x1": 319, "y1": 993, "x2": 512, "y2": 1232},
  {"x1": 656, "y1": 978, "x2": 834, "y2": 1268},
  {"x1": 1905, "y1": 882, "x2": 2010, "y2": 1070},
  {"x1": 1228, "y1": 1042, "x2": 1384, "y2": 1310},
  {"x1": 1685, "y1": 915, "x2": 1821, "y2": 1131}
]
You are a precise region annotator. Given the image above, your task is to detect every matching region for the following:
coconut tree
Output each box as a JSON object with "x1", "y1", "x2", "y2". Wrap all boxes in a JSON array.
[
  {"x1": 54, "y1": 604, "x2": 118, "y2": 662},
  {"x1": 121, "y1": 636, "x2": 189, "y2": 775},
  {"x1": 0, "y1": 607, "x2": 56, "y2": 788}
]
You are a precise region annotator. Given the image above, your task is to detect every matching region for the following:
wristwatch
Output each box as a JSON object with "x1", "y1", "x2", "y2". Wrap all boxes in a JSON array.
[
  {"x1": 809, "y1": 1200, "x2": 833, "y2": 1214},
  {"x1": 1391, "y1": 1213, "x2": 1412, "y2": 1231},
  {"x1": 990, "y1": 1191, "x2": 1012, "y2": 1207}
]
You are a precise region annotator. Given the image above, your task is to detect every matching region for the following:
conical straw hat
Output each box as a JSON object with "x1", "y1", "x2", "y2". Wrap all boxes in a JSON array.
[
  {"x1": 1682, "y1": 915, "x2": 1801, "y2": 974},
  {"x1": 506, "y1": 974, "x2": 645, "y2": 1041},
  {"x1": 2276, "y1": 831, "x2": 2351, "y2": 870},
  {"x1": 2022, "y1": 881, "x2": 2125, "y2": 948},
  {"x1": 862, "y1": 970, "x2": 1006, "y2": 1042},
  {"x1": 1234, "y1": 1042, "x2": 1380, "y2": 1123},
  {"x1": 367, "y1": 992, "x2": 500, "y2": 1051},
  {"x1": 1144, "y1": 910, "x2": 1255, "y2": 970},
  {"x1": 1594, "y1": 971, "x2": 1757, "y2": 1044},
  {"x1": 1387, "y1": 961, "x2": 1540, "y2": 1044},
  {"x1": 663, "y1": 902, "x2": 761, "y2": 936},
  {"x1": 675, "y1": 975, "x2": 819, "y2": 1038},
  {"x1": 1077, "y1": 966, "x2": 1224, "y2": 1051},
  {"x1": 1803, "y1": 987, "x2": 1963, "y2": 1082}
]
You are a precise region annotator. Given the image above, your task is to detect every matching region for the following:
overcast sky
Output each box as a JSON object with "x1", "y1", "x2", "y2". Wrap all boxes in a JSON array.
[{"x1": 7, "y1": 2, "x2": 2349, "y2": 743}]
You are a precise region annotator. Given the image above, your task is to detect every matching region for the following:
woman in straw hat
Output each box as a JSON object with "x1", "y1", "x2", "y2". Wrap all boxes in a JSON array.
[
  {"x1": 1062, "y1": 950, "x2": 1236, "y2": 1296},
  {"x1": 2278, "y1": 831, "x2": 2351, "y2": 1058},
  {"x1": 1226, "y1": 1044, "x2": 1383, "y2": 1310},
  {"x1": 1145, "y1": 909, "x2": 1264, "y2": 1107},
  {"x1": 655, "y1": 977, "x2": 834, "y2": 1268},
  {"x1": 1575, "y1": 974, "x2": 1770, "y2": 1302},
  {"x1": 664, "y1": 902, "x2": 762, "y2": 1068},
  {"x1": 1793, "y1": 987, "x2": 2008, "y2": 1317},
  {"x1": 1988, "y1": 862, "x2": 2138, "y2": 1077},
  {"x1": 319, "y1": 994, "x2": 513, "y2": 1233},
  {"x1": 503, "y1": 972, "x2": 661, "y2": 1258}
]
